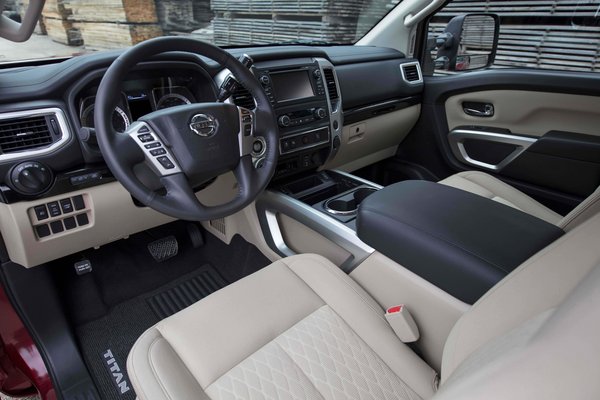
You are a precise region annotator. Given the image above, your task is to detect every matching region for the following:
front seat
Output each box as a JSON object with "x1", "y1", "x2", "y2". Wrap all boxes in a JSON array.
[
  {"x1": 127, "y1": 213, "x2": 600, "y2": 399},
  {"x1": 440, "y1": 170, "x2": 600, "y2": 231}
]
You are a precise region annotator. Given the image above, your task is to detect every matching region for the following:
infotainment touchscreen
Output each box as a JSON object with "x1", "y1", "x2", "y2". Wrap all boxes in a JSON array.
[{"x1": 270, "y1": 70, "x2": 315, "y2": 102}]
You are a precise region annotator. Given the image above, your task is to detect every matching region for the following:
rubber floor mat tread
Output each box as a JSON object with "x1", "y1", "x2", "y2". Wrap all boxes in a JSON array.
[{"x1": 146, "y1": 267, "x2": 226, "y2": 319}]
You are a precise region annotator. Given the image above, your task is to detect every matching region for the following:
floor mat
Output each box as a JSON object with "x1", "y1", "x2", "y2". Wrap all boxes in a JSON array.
[
  {"x1": 52, "y1": 221, "x2": 271, "y2": 400},
  {"x1": 76, "y1": 264, "x2": 227, "y2": 400}
]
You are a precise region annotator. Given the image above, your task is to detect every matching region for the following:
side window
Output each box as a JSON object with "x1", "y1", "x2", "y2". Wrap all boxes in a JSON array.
[{"x1": 425, "y1": 0, "x2": 600, "y2": 75}]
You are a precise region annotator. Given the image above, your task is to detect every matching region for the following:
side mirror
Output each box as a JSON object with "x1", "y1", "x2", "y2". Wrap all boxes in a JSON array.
[
  {"x1": 0, "y1": 0, "x2": 45, "y2": 42},
  {"x1": 435, "y1": 13, "x2": 499, "y2": 72}
]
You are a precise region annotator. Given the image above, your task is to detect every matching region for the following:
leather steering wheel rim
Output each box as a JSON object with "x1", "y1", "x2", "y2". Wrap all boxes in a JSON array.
[{"x1": 95, "y1": 37, "x2": 278, "y2": 221}]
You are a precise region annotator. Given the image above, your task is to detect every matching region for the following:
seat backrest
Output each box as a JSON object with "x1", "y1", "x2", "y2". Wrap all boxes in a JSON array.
[
  {"x1": 436, "y1": 212, "x2": 600, "y2": 399},
  {"x1": 559, "y1": 185, "x2": 600, "y2": 231}
]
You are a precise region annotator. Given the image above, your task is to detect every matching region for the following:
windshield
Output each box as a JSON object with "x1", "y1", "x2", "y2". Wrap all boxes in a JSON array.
[{"x1": 0, "y1": 0, "x2": 400, "y2": 64}]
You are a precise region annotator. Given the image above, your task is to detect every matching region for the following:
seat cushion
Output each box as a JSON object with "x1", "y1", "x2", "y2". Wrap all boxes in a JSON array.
[
  {"x1": 127, "y1": 254, "x2": 437, "y2": 400},
  {"x1": 439, "y1": 171, "x2": 562, "y2": 225}
]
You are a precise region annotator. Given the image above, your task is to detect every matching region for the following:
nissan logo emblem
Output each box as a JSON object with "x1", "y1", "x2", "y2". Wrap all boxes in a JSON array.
[{"x1": 189, "y1": 114, "x2": 217, "y2": 137}]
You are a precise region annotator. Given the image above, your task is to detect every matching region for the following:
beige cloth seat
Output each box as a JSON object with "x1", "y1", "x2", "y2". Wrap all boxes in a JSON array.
[
  {"x1": 439, "y1": 170, "x2": 600, "y2": 231},
  {"x1": 127, "y1": 213, "x2": 600, "y2": 400}
]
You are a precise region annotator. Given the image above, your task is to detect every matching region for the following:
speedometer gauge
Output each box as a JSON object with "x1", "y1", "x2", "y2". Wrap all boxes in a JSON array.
[
  {"x1": 81, "y1": 104, "x2": 130, "y2": 133},
  {"x1": 156, "y1": 93, "x2": 191, "y2": 109}
]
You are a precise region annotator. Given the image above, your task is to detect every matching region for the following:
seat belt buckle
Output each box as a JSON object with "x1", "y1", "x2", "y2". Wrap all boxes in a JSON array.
[{"x1": 385, "y1": 305, "x2": 419, "y2": 343}]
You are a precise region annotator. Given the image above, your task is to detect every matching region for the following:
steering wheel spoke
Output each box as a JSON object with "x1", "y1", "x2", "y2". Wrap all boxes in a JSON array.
[{"x1": 125, "y1": 122, "x2": 182, "y2": 177}]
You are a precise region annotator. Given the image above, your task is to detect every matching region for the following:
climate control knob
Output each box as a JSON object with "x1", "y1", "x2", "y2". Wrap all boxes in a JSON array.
[
  {"x1": 9, "y1": 161, "x2": 53, "y2": 196},
  {"x1": 314, "y1": 108, "x2": 327, "y2": 119},
  {"x1": 278, "y1": 115, "x2": 291, "y2": 127}
]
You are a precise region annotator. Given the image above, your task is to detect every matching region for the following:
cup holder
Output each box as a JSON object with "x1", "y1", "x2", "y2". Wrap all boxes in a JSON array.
[{"x1": 325, "y1": 187, "x2": 377, "y2": 216}]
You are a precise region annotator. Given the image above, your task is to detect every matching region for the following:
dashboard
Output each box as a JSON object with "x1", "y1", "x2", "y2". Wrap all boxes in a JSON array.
[{"x1": 0, "y1": 45, "x2": 423, "y2": 267}]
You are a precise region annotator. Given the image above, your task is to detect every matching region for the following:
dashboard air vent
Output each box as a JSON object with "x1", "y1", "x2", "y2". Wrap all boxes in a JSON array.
[
  {"x1": 401, "y1": 62, "x2": 422, "y2": 83},
  {"x1": 231, "y1": 85, "x2": 255, "y2": 110},
  {"x1": 0, "y1": 115, "x2": 53, "y2": 154},
  {"x1": 323, "y1": 68, "x2": 339, "y2": 101}
]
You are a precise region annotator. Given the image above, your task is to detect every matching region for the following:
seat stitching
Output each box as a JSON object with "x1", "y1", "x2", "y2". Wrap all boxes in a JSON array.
[
  {"x1": 272, "y1": 338, "x2": 327, "y2": 400},
  {"x1": 282, "y1": 255, "x2": 388, "y2": 323}
]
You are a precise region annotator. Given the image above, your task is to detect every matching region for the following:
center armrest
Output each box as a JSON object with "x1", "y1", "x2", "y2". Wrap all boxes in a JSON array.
[{"x1": 356, "y1": 180, "x2": 564, "y2": 304}]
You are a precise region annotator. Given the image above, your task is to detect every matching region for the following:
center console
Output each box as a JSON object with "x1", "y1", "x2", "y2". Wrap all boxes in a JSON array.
[{"x1": 252, "y1": 58, "x2": 343, "y2": 179}]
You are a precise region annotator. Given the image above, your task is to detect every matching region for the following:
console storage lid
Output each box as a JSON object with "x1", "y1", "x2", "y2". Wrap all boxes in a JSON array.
[{"x1": 356, "y1": 180, "x2": 564, "y2": 304}]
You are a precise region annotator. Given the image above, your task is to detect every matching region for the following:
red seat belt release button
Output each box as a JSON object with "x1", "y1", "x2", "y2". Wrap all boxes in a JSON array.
[{"x1": 385, "y1": 305, "x2": 420, "y2": 343}]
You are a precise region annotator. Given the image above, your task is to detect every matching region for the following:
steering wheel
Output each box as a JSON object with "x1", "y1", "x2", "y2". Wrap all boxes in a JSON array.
[{"x1": 94, "y1": 37, "x2": 278, "y2": 221}]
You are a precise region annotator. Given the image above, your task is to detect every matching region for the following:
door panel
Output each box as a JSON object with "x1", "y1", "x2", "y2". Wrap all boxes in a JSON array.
[
  {"x1": 445, "y1": 90, "x2": 600, "y2": 137},
  {"x1": 412, "y1": 69, "x2": 600, "y2": 213}
]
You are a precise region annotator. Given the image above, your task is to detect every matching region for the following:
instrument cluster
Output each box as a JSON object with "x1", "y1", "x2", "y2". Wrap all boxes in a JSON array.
[{"x1": 77, "y1": 74, "x2": 213, "y2": 133}]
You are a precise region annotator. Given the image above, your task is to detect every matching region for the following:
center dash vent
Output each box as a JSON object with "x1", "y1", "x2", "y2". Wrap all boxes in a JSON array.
[
  {"x1": 231, "y1": 85, "x2": 256, "y2": 110},
  {"x1": 323, "y1": 68, "x2": 339, "y2": 101},
  {"x1": 0, "y1": 115, "x2": 55, "y2": 154},
  {"x1": 400, "y1": 62, "x2": 422, "y2": 84}
]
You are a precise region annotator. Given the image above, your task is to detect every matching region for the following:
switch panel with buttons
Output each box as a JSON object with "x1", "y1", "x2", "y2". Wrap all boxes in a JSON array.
[{"x1": 29, "y1": 193, "x2": 92, "y2": 240}]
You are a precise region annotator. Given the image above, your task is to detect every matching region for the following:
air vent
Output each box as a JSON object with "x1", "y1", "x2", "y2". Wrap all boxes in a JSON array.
[
  {"x1": 0, "y1": 115, "x2": 54, "y2": 154},
  {"x1": 401, "y1": 62, "x2": 422, "y2": 84},
  {"x1": 323, "y1": 69, "x2": 339, "y2": 101},
  {"x1": 231, "y1": 85, "x2": 255, "y2": 110}
]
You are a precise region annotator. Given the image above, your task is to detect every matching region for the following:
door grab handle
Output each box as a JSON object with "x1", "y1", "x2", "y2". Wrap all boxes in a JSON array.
[{"x1": 464, "y1": 104, "x2": 494, "y2": 117}]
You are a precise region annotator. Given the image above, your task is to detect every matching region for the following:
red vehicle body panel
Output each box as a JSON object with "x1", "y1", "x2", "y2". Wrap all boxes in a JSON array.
[{"x1": 0, "y1": 284, "x2": 56, "y2": 400}]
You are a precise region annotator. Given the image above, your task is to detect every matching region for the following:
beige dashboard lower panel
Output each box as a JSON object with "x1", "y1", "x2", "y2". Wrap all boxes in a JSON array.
[
  {"x1": 350, "y1": 251, "x2": 469, "y2": 372},
  {"x1": 323, "y1": 104, "x2": 420, "y2": 172},
  {"x1": 0, "y1": 173, "x2": 239, "y2": 268},
  {"x1": 446, "y1": 90, "x2": 600, "y2": 137}
]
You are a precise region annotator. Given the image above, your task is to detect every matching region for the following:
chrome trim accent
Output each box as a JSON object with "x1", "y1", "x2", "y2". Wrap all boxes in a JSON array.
[
  {"x1": 256, "y1": 190, "x2": 375, "y2": 272},
  {"x1": 324, "y1": 198, "x2": 358, "y2": 216},
  {"x1": 314, "y1": 58, "x2": 343, "y2": 160},
  {"x1": 278, "y1": 126, "x2": 330, "y2": 155},
  {"x1": 0, "y1": 107, "x2": 72, "y2": 163},
  {"x1": 399, "y1": 61, "x2": 423, "y2": 85},
  {"x1": 126, "y1": 121, "x2": 182, "y2": 176},
  {"x1": 448, "y1": 128, "x2": 537, "y2": 171}
]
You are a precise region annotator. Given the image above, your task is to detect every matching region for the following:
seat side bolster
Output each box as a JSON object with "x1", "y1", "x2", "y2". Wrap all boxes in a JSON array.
[
  {"x1": 127, "y1": 327, "x2": 208, "y2": 400},
  {"x1": 283, "y1": 254, "x2": 438, "y2": 399},
  {"x1": 440, "y1": 171, "x2": 562, "y2": 225},
  {"x1": 441, "y1": 212, "x2": 600, "y2": 382}
]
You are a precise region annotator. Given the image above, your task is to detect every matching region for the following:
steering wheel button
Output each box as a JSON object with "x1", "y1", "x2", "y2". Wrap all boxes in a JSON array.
[
  {"x1": 138, "y1": 125, "x2": 150, "y2": 133},
  {"x1": 144, "y1": 142, "x2": 161, "y2": 149},
  {"x1": 150, "y1": 148, "x2": 167, "y2": 156},
  {"x1": 243, "y1": 124, "x2": 252, "y2": 136},
  {"x1": 157, "y1": 156, "x2": 175, "y2": 169},
  {"x1": 138, "y1": 134, "x2": 154, "y2": 143}
]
